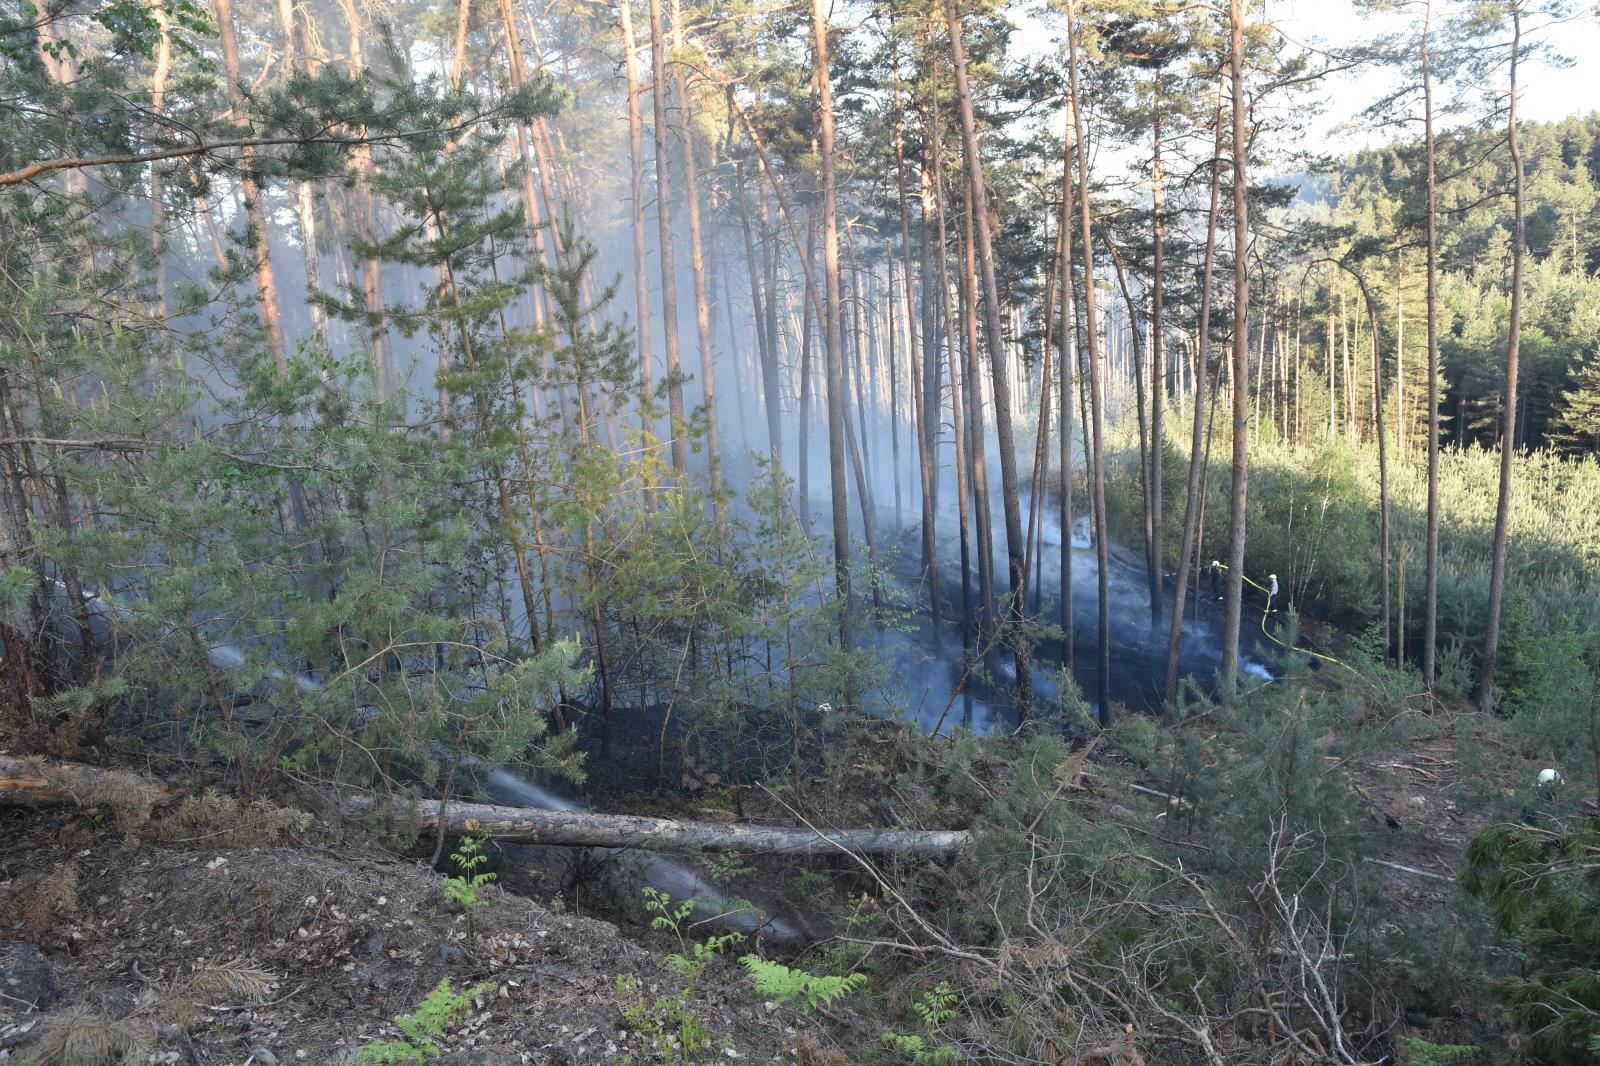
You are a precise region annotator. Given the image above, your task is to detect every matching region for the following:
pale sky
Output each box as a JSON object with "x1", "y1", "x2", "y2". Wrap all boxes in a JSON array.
[
  {"x1": 1271, "y1": 0, "x2": 1600, "y2": 149},
  {"x1": 1011, "y1": 0, "x2": 1600, "y2": 158}
]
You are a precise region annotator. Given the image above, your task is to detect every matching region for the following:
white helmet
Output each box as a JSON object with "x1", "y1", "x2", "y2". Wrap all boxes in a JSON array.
[{"x1": 1538, "y1": 768, "x2": 1564, "y2": 787}]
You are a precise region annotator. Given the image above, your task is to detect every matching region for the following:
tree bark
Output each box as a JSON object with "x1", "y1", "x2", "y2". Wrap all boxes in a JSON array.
[
  {"x1": 670, "y1": 0, "x2": 724, "y2": 519},
  {"x1": 213, "y1": 0, "x2": 290, "y2": 377},
  {"x1": 810, "y1": 0, "x2": 854, "y2": 655},
  {"x1": 943, "y1": 0, "x2": 1032, "y2": 719},
  {"x1": 1479, "y1": 8, "x2": 1525, "y2": 710},
  {"x1": 276, "y1": 0, "x2": 330, "y2": 346},
  {"x1": 1421, "y1": 0, "x2": 1441, "y2": 692},
  {"x1": 146, "y1": 0, "x2": 172, "y2": 317},
  {"x1": 0, "y1": 759, "x2": 967, "y2": 857},
  {"x1": 1163, "y1": 92, "x2": 1225, "y2": 706},
  {"x1": 1064, "y1": 0, "x2": 1110, "y2": 722},
  {"x1": 646, "y1": 0, "x2": 689, "y2": 473},
  {"x1": 1057, "y1": 98, "x2": 1077, "y2": 671},
  {"x1": 1220, "y1": 0, "x2": 1250, "y2": 692},
  {"x1": 335, "y1": 0, "x2": 392, "y2": 399},
  {"x1": 1148, "y1": 109, "x2": 1165, "y2": 636},
  {"x1": 619, "y1": 0, "x2": 656, "y2": 433},
  {"x1": 737, "y1": 161, "x2": 782, "y2": 467}
]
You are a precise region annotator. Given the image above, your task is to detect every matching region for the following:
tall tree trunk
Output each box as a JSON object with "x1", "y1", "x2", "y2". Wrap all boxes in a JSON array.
[
  {"x1": 943, "y1": 0, "x2": 1032, "y2": 720},
  {"x1": 1108, "y1": 242, "x2": 1157, "y2": 642},
  {"x1": 799, "y1": 216, "x2": 816, "y2": 523},
  {"x1": 1220, "y1": 0, "x2": 1250, "y2": 691},
  {"x1": 146, "y1": 0, "x2": 172, "y2": 317},
  {"x1": 1479, "y1": 8, "x2": 1526, "y2": 710},
  {"x1": 810, "y1": 0, "x2": 854, "y2": 653},
  {"x1": 1163, "y1": 92, "x2": 1224, "y2": 706},
  {"x1": 276, "y1": 0, "x2": 330, "y2": 349},
  {"x1": 919, "y1": 154, "x2": 943, "y2": 581},
  {"x1": 958, "y1": 186, "x2": 996, "y2": 670},
  {"x1": 1057, "y1": 99, "x2": 1077, "y2": 672},
  {"x1": 1148, "y1": 108, "x2": 1165, "y2": 636},
  {"x1": 1358, "y1": 279, "x2": 1393, "y2": 666},
  {"x1": 619, "y1": 0, "x2": 655, "y2": 432},
  {"x1": 213, "y1": 0, "x2": 290, "y2": 377},
  {"x1": 335, "y1": 0, "x2": 392, "y2": 399},
  {"x1": 670, "y1": 0, "x2": 723, "y2": 519},
  {"x1": 737, "y1": 162, "x2": 782, "y2": 467},
  {"x1": 1421, "y1": 0, "x2": 1441, "y2": 692},
  {"x1": 940, "y1": 181, "x2": 976, "y2": 711},
  {"x1": 646, "y1": 0, "x2": 689, "y2": 473},
  {"x1": 1065, "y1": 0, "x2": 1110, "y2": 722},
  {"x1": 886, "y1": 254, "x2": 904, "y2": 528}
]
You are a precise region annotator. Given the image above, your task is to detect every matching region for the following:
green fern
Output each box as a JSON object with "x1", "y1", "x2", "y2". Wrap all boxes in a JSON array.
[
  {"x1": 353, "y1": 978, "x2": 488, "y2": 1064},
  {"x1": 737, "y1": 956, "x2": 867, "y2": 1013},
  {"x1": 881, "y1": 982, "x2": 958, "y2": 1064},
  {"x1": 441, "y1": 836, "x2": 495, "y2": 944}
]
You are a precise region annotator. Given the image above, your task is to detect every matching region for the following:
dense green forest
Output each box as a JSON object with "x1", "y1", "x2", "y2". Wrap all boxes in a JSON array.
[{"x1": 3, "y1": 0, "x2": 1600, "y2": 1062}]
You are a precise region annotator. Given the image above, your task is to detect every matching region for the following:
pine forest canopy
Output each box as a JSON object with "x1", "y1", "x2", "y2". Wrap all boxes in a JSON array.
[
  {"x1": 3, "y1": 0, "x2": 1600, "y2": 758},
  {"x1": 10, "y1": 0, "x2": 1600, "y2": 1061}
]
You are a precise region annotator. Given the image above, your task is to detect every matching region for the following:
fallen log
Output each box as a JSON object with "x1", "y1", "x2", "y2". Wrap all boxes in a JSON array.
[
  {"x1": 340, "y1": 794, "x2": 969, "y2": 856},
  {"x1": 1, "y1": 757, "x2": 969, "y2": 856},
  {"x1": 0, "y1": 755, "x2": 178, "y2": 809}
]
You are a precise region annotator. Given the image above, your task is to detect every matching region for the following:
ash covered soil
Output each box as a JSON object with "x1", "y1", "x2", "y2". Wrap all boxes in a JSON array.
[{"x1": 0, "y1": 806, "x2": 825, "y2": 1065}]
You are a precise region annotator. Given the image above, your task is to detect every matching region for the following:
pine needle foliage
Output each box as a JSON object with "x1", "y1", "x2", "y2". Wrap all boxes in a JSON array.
[
  {"x1": 1463, "y1": 816, "x2": 1600, "y2": 1064},
  {"x1": 21, "y1": 1006, "x2": 153, "y2": 1066}
]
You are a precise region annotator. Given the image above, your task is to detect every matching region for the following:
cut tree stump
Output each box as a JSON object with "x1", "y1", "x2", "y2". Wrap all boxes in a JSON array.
[{"x1": 0, "y1": 757, "x2": 969, "y2": 857}]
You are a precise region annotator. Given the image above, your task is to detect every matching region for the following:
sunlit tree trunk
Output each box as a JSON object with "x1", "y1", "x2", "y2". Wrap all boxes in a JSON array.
[
  {"x1": 1220, "y1": 0, "x2": 1250, "y2": 691},
  {"x1": 886, "y1": 254, "x2": 904, "y2": 528},
  {"x1": 213, "y1": 0, "x2": 289, "y2": 377},
  {"x1": 146, "y1": 0, "x2": 172, "y2": 317},
  {"x1": 670, "y1": 0, "x2": 723, "y2": 518},
  {"x1": 919, "y1": 155, "x2": 943, "y2": 579},
  {"x1": 276, "y1": 0, "x2": 330, "y2": 346},
  {"x1": 646, "y1": 0, "x2": 688, "y2": 473},
  {"x1": 894, "y1": 63, "x2": 937, "y2": 610},
  {"x1": 958, "y1": 183, "x2": 996, "y2": 669},
  {"x1": 737, "y1": 162, "x2": 782, "y2": 467},
  {"x1": 1358, "y1": 278, "x2": 1393, "y2": 665},
  {"x1": 1421, "y1": 0, "x2": 1441, "y2": 691},
  {"x1": 1148, "y1": 107, "x2": 1165, "y2": 635},
  {"x1": 334, "y1": 0, "x2": 392, "y2": 399},
  {"x1": 1479, "y1": 8, "x2": 1526, "y2": 710},
  {"x1": 938, "y1": 173, "x2": 976, "y2": 710},
  {"x1": 619, "y1": 0, "x2": 655, "y2": 430},
  {"x1": 799, "y1": 215, "x2": 816, "y2": 524},
  {"x1": 943, "y1": 0, "x2": 1032, "y2": 718},
  {"x1": 1065, "y1": 0, "x2": 1110, "y2": 722},
  {"x1": 1164, "y1": 92, "x2": 1225, "y2": 706},
  {"x1": 810, "y1": 0, "x2": 853, "y2": 652},
  {"x1": 1057, "y1": 99, "x2": 1078, "y2": 671}
]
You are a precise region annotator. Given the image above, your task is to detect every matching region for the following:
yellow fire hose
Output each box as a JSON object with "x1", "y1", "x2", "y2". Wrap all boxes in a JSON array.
[{"x1": 1216, "y1": 564, "x2": 1353, "y2": 672}]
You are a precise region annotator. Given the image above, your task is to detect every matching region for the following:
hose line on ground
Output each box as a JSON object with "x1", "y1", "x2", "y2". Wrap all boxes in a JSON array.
[{"x1": 1215, "y1": 564, "x2": 1353, "y2": 672}]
